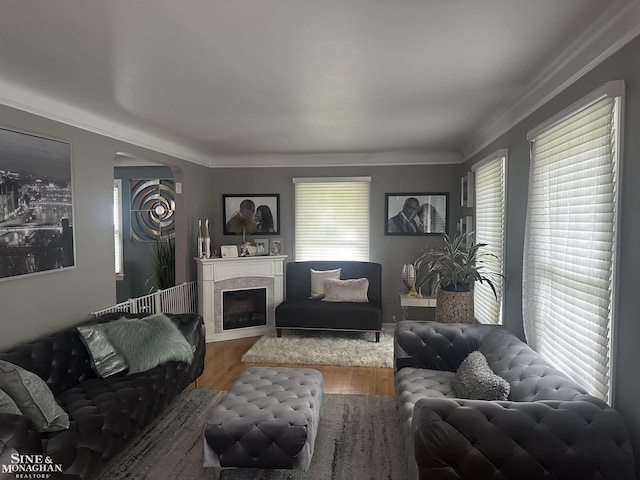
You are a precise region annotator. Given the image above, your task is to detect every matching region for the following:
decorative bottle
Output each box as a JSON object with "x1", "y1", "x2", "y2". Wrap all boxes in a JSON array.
[
  {"x1": 204, "y1": 218, "x2": 211, "y2": 258},
  {"x1": 197, "y1": 219, "x2": 204, "y2": 258}
]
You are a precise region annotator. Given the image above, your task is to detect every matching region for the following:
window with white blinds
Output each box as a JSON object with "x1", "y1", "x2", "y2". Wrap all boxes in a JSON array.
[
  {"x1": 472, "y1": 152, "x2": 506, "y2": 324},
  {"x1": 523, "y1": 81, "x2": 623, "y2": 402},
  {"x1": 113, "y1": 179, "x2": 124, "y2": 278},
  {"x1": 293, "y1": 177, "x2": 370, "y2": 261}
]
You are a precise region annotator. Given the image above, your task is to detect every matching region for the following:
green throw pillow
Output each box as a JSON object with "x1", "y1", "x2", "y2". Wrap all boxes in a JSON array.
[
  {"x1": 0, "y1": 360, "x2": 70, "y2": 432},
  {"x1": 104, "y1": 313, "x2": 194, "y2": 374}
]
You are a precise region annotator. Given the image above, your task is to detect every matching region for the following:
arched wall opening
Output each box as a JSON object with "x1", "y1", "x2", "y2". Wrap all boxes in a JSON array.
[{"x1": 113, "y1": 152, "x2": 184, "y2": 302}]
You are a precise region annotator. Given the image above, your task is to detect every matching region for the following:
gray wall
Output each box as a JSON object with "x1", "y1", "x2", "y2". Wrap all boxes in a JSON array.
[
  {"x1": 464, "y1": 35, "x2": 640, "y2": 471},
  {"x1": 0, "y1": 104, "x2": 213, "y2": 350},
  {"x1": 206, "y1": 163, "x2": 462, "y2": 323},
  {"x1": 114, "y1": 166, "x2": 173, "y2": 302}
]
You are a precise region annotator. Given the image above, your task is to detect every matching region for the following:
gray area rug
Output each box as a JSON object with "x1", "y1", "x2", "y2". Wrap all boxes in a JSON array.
[
  {"x1": 97, "y1": 388, "x2": 406, "y2": 480},
  {"x1": 241, "y1": 324, "x2": 394, "y2": 368}
]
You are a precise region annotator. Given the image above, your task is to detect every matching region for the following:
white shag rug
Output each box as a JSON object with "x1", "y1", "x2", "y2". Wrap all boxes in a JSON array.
[{"x1": 241, "y1": 324, "x2": 394, "y2": 368}]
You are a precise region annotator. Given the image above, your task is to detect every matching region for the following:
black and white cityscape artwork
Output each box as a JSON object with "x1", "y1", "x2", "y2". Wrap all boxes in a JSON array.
[{"x1": 0, "y1": 126, "x2": 75, "y2": 280}]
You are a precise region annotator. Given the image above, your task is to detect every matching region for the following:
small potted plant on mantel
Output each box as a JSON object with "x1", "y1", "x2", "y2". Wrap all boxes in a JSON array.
[{"x1": 414, "y1": 232, "x2": 501, "y2": 323}]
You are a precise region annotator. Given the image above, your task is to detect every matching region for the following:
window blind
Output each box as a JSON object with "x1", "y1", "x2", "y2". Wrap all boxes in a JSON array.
[
  {"x1": 294, "y1": 177, "x2": 370, "y2": 261},
  {"x1": 523, "y1": 87, "x2": 622, "y2": 402},
  {"x1": 473, "y1": 153, "x2": 506, "y2": 324}
]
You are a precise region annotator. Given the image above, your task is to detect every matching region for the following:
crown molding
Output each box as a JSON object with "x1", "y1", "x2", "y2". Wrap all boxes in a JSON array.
[
  {"x1": 205, "y1": 151, "x2": 462, "y2": 168},
  {"x1": 0, "y1": 79, "x2": 213, "y2": 168},
  {"x1": 0, "y1": 79, "x2": 461, "y2": 168},
  {"x1": 462, "y1": 0, "x2": 640, "y2": 161}
]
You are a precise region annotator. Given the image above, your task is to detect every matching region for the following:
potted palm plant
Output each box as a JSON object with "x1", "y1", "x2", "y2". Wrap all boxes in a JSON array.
[
  {"x1": 151, "y1": 235, "x2": 175, "y2": 290},
  {"x1": 414, "y1": 232, "x2": 501, "y2": 323}
]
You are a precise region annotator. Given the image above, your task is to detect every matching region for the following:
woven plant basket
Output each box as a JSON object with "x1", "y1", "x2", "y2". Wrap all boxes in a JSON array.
[{"x1": 435, "y1": 288, "x2": 474, "y2": 323}]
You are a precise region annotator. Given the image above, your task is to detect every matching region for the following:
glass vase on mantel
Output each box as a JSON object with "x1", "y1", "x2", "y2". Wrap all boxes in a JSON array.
[{"x1": 402, "y1": 263, "x2": 420, "y2": 298}]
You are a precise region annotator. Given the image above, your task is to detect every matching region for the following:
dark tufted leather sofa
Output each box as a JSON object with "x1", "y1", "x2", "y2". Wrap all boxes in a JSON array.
[
  {"x1": 394, "y1": 320, "x2": 635, "y2": 480},
  {"x1": 0, "y1": 312, "x2": 205, "y2": 480},
  {"x1": 275, "y1": 261, "x2": 383, "y2": 341}
]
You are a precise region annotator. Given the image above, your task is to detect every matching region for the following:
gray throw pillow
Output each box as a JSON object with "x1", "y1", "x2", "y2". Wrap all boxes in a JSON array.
[
  {"x1": 0, "y1": 360, "x2": 70, "y2": 432},
  {"x1": 310, "y1": 268, "x2": 341, "y2": 299},
  {"x1": 322, "y1": 278, "x2": 369, "y2": 303},
  {"x1": 104, "y1": 313, "x2": 194, "y2": 374},
  {"x1": 0, "y1": 387, "x2": 23, "y2": 415},
  {"x1": 451, "y1": 350, "x2": 510, "y2": 401},
  {"x1": 78, "y1": 324, "x2": 128, "y2": 378}
]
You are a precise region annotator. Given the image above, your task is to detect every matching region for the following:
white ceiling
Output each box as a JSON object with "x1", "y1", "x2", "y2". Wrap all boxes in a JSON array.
[{"x1": 1, "y1": 1, "x2": 639, "y2": 167}]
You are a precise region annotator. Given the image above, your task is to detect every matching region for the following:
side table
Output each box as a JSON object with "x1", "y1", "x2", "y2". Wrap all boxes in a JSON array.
[{"x1": 399, "y1": 292, "x2": 436, "y2": 320}]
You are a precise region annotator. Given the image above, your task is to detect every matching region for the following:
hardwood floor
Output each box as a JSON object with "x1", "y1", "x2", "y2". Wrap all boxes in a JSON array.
[{"x1": 197, "y1": 335, "x2": 395, "y2": 395}]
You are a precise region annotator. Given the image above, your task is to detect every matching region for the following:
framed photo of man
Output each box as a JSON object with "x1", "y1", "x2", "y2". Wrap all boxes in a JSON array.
[{"x1": 385, "y1": 192, "x2": 449, "y2": 235}]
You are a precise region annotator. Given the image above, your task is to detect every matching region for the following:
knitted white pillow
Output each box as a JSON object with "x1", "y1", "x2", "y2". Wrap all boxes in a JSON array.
[
  {"x1": 310, "y1": 268, "x2": 341, "y2": 299},
  {"x1": 322, "y1": 278, "x2": 369, "y2": 303},
  {"x1": 451, "y1": 350, "x2": 510, "y2": 401}
]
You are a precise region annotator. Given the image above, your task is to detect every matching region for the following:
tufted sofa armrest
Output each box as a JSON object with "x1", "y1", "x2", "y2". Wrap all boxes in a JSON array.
[
  {"x1": 0, "y1": 413, "x2": 43, "y2": 462},
  {"x1": 412, "y1": 397, "x2": 635, "y2": 480},
  {"x1": 394, "y1": 321, "x2": 496, "y2": 372}
]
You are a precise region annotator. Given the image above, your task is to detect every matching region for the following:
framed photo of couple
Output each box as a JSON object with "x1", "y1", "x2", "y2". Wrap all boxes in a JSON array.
[
  {"x1": 222, "y1": 194, "x2": 280, "y2": 235},
  {"x1": 385, "y1": 192, "x2": 449, "y2": 236}
]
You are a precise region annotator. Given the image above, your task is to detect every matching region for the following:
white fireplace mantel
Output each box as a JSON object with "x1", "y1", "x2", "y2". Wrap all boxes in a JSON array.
[{"x1": 196, "y1": 255, "x2": 287, "y2": 342}]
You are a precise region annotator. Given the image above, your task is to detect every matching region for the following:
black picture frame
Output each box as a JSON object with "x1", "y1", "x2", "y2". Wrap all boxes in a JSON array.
[
  {"x1": 385, "y1": 192, "x2": 449, "y2": 236},
  {"x1": 0, "y1": 126, "x2": 76, "y2": 280},
  {"x1": 223, "y1": 194, "x2": 280, "y2": 235}
]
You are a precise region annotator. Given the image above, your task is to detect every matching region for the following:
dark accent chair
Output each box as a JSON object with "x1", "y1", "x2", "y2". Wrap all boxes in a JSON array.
[
  {"x1": 394, "y1": 320, "x2": 635, "y2": 480},
  {"x1": 0, "y1": 312, "x2": 205, "y2": 480},
  {"x1": 275, "y1": 261, "x2": 383, "y2": 341}
]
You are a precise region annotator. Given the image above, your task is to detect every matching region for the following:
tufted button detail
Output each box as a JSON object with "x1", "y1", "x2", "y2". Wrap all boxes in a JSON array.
[
  {"x1": 0, "y1": 312, "x2": 206, "y2": 480},
  {"x1": 204, "y1": 366, "x2": 323, "y2": 471}
]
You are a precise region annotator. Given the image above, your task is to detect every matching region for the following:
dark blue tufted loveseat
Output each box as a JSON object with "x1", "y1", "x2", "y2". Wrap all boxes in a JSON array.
[
  {"x1": 394, "y1": 320, "x2": 635, "y2": 480},
  {"x1": 0, "y1": 312, "x2": 205, "y2": 480},
  {"x1": 275, "y1": 261, "x2": 383, "y2": 341}
]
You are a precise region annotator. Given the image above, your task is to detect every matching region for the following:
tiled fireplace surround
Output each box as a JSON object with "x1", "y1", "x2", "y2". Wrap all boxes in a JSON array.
[{"x1": 196, "y1": 256, "x2": 286, "y2": 342}]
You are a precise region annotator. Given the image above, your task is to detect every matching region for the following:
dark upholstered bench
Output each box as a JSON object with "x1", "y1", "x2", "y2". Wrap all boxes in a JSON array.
[
  {"x1": 275, "y1": 261, "x2": 383, "y2": 341},
  {"x1": 203, "y1": 366, "x2": 324, "y2": 471}
]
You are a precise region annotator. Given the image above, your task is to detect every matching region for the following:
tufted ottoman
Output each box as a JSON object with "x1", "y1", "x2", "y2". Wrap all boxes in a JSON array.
[{"x1": 203, "y1": 366, "x2": 324, "y2": 471}]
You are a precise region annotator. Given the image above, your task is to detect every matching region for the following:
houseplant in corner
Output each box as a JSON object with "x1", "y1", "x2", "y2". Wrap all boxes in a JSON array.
[
  {"x1": 414, "y1": 232, "x2": 501, "y2": 323},
  {"x1": 151, "y1": 235, "x2": 175, "y2": 290}
]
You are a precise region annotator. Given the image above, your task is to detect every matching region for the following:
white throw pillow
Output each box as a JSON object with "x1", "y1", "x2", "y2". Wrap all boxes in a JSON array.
[
  {"x1": 322, "y1": 278, "x2": 369, "y2": 303},
  {"x1": 310, "y1": 268, "x2": 341, "y2": 299}
]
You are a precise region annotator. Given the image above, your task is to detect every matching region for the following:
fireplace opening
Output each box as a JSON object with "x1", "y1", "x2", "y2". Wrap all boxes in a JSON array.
[{"x1": 222, "y1": 287, "x2": 267, "y2": 330}]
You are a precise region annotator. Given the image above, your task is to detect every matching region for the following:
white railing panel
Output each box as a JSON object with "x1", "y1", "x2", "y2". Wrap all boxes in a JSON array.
[{"x1": 91, "y1": 281, "x2": 197, "y2": 317}]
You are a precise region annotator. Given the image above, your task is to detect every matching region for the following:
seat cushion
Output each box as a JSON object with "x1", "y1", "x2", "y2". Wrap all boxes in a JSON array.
[
  {"x1": 394, "y1": 367, "x2": 456, "y2": 441},
  {"x1": 275, "y1": 299, "x2": 382, "y2": 331}
]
